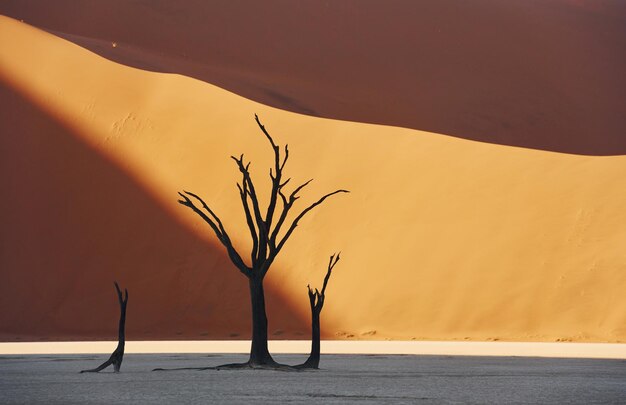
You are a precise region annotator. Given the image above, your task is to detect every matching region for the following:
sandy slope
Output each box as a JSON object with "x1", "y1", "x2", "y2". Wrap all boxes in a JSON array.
[
  {"x1": 1, "y1": 16, "x2": 625, "y2": 343},
  {"x1": 1, "y1": 0, "x2": 625, "y2": 155}
]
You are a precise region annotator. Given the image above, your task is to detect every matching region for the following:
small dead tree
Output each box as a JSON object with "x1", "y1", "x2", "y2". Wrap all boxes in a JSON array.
[
  {"x1": 177, "y1": 115, "x2": 348, "y2": 368},
  {"x1": 297, "y1": 252, "x2": 340, "y2": 369},
  {"x1": 81, "y1": 282, "x2": 128, "y2": 373}
]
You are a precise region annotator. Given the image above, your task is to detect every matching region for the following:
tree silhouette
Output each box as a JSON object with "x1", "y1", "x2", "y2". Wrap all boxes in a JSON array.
[
  {"x1": 80, "y1": 282, "x2": 128, "y2": 373},
  {"x1": 178, "y1": 115, "x2": 348, "y2": 368},
  {"x1": 296, "y1": 252, "x2": 340, "y2": 369}
]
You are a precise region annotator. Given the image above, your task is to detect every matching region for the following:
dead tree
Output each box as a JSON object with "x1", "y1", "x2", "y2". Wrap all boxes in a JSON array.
[
  {"x1": 80, "y1": 282, "x2": 128, "y2": 373},
  {"x1": 177, "y1": 115, "x2": 348, "y2": 369},
  {"x1": 296, "y1": 253, "x2": 340, "y2": 369}
]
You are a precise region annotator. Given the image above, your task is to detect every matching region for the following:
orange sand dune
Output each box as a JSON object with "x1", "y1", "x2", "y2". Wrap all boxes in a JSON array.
[
  {"x1": 1, "y1": 15, "x2": 625, "y2": 343},
  {"x1": 1, "y1": 1, "x2": 625, "y2": 155},
  {"x1": 0, "y1": 82, "x2": 308, "y2": 341}
]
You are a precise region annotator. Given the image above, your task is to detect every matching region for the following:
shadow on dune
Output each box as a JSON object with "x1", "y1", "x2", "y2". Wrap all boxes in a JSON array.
[
  {"x1": 0, "y1": 82, "x2": 309, "y2": 341},
  {"x1": 1, "y1": 0, "x2": 625, "y2": 155}
]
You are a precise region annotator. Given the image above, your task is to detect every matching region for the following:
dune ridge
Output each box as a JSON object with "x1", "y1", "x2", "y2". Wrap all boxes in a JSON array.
[
  {"x1": 1, "y1": 15, "x2": 625, "y2": 343},
  {"x1": 1, "y1": 0, "x2": 625, "y2": 155}
]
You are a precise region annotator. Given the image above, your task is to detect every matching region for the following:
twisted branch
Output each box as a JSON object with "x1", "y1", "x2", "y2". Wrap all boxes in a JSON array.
[
  {"x1": 178, "y1": 115, "x2": 348, "y2": 280},
  {"x1": 178, "y1": 191, "x2": 251, "y2": 277}
]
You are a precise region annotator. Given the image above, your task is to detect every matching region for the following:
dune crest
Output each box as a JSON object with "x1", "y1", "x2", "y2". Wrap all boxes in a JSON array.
[
  {"x1": 1, "y1": 0, "x2": 625, "y2": 155},
  {"x1": 1, "y1": 16, "x2": 625, "y2": 343}
]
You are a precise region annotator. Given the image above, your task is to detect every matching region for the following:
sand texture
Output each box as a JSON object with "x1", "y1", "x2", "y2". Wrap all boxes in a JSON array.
[
  {"x1": 0, "y1": 2, "x2": 625, "y2": 344},
  {"x1": 1, "y1": 0, "x2": 625, "y2": 155},
  {"x1": 2, "y1": 354, "x2": 626, "y2": 404}
]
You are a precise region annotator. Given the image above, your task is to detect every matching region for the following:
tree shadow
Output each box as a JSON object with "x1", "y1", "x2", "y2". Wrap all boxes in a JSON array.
[{"x1": 0, "y1": 81, "x2": 309, "y2": 341}]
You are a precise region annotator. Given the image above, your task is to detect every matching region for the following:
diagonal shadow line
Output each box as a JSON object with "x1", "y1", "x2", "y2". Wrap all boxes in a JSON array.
[
  {"x1": 1, "y1": 2, "x2": 625, "y2": 155},
  {"x1": 0, "y1": 79, "x2": 317, "y2": 342}
]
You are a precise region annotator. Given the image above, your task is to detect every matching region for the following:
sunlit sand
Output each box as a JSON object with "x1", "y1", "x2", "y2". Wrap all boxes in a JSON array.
[
  {"x1": 1, "y1": 2, "x2": 625, "y2": 345},
  {"x1": 1, "y1": 341, "x2": 625, "y2": 359}
]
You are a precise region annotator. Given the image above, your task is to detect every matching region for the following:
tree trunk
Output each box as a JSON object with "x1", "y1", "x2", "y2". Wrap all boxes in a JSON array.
[
  {"x1": 296, "y1": 253, "x2": 339, "y2": 369},
  {"x1": 248, "y1": 276, "x2": 275, "y2": 366},
  {"x1": 176, "y1": 117, "x2": 347, "y2": 371},
  {"x1": 300, "y1": 309, "x2": 320, "y2": 368},
  {"x1": 81, "y1": 282, "x2": 128, "y2": 373}
]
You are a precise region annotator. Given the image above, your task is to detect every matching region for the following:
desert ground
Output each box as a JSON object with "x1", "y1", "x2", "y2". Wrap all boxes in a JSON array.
[
  {"x1": 1, "y1": 1, "x2": 626, "y2": 345},
  {"x1": 1, "y1": 353, "x2": 625, "y2": 404}
]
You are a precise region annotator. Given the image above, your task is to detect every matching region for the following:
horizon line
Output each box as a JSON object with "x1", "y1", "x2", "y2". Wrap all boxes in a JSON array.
[{"x1": 1, "y1": 340, "x2": 625, "y2": 359}]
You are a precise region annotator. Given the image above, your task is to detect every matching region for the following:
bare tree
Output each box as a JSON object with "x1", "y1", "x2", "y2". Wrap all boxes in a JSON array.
[
  {"x1": 296, "y1": 252, "x2": 340, "y2": 369},
  {"x1": 81, "y1": 282, "x2": 128, "y2": 373},
  {"x1": 177, "y1": 115, "x2": 348, "y2": 368}
]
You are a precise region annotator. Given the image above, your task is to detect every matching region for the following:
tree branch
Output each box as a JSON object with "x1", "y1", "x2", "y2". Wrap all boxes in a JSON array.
[
  {"x1": 178, "y1": 190, "x2": 251, "y2": 277},
  {"x1": 269, "y1": 178, "x2": 313, "y2": 250},
  {"x1": 177, "y1": 192, "x2": 223, "y2": 239},
  {"x1": 307, "y1": 285, "x2": 317, "y2": 309},
  {"x1": 254, "y1": 115, "x2": 289, "y2": 242},
  {"x1": 275, "y1": 189, "x2": 349, "y2": 254},
  {"x1": 231, "y1": 155, "x2": 267, "y2": 263},
  {"x1": 321, "y1": 252, "x2": 340, "y2": 297},
  {"x1": 254, "y1": 113, "x2": 278, "y2": 149},
  {"x1": 280, "y1": 145, "x2": 289, "y2": 171},
  {"x1": 231, "y1": 156, "x2": 264, "y2": 223},
  {"x1": 237, "y1": 182, "x2": 259, "y2": 266},
  {"x1": 177, "y1": 115, "x2": 348, "y2": 283}
]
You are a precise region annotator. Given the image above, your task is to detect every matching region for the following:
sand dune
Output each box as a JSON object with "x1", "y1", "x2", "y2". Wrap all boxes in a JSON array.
[
  {"x1": 1, "y1": 13, "x2": 625, "y2": 343},
  {"x1": 1, "y1": 0, "x2": 625, "y2": 155},
  {"x1": 0, "y1": 82, "x2": 308, "y2": 341}
]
